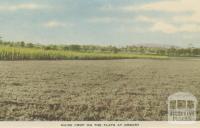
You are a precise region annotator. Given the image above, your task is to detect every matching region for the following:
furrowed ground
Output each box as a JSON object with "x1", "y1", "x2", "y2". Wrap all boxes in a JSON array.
[{"x1": 0, "y1": 59, "x2": 200, "y2": 121}]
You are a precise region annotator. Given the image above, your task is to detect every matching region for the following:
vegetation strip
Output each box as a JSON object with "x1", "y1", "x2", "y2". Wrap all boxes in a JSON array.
[{"x1": 0, "y1": 41, "x2": 168, "y2": 60}]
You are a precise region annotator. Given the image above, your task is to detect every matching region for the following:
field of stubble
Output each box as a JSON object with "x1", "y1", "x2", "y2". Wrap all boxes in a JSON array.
[{"x1": 0, "y1": 59, "x2": 200, "y2": 121}]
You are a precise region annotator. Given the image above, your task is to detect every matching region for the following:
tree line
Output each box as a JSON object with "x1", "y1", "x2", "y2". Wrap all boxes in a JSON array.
[{"x1": 0, "y1": 39, "x2": 200, "y2": 57}]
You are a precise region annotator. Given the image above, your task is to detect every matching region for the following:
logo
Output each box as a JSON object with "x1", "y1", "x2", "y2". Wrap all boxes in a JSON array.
[{"x1": 167, "y1": 92, "x2": 197, "y2": 123}]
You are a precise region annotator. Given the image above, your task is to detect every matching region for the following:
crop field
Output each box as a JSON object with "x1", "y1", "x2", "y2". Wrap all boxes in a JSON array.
[
  {"x1": 0, "y1": 45, "x2": 167, "y2": 60},
  {"x1": 0, "y1": 59, "x2": 200, "y2": 121}
]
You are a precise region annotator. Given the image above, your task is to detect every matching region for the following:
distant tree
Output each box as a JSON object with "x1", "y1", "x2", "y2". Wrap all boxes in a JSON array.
[
  {"x1": 111, "y1": 46, "x2": 119, "y2": 53},
  {"x1": 44, "y1": 46, "x2": 51, "y2": 50},
  {"x1": 43, "y1": 45, "x2": 58, "y2": 50},
  {"x1": 26, "y1": 43, "x2": 34, "y2": 48},
  {"x1": 20, "y1": 41, "x2": 25, "y2": 47},
  {"x1": 51, "y1": 45, "x2": 58, "y2": 50},
  {"x1": 0, "y1": 36, "x2": 2, "y2": 44},
  {"x1": 63, "y1": 46, "x2": 69, "y2": 51},
  {"x1": 68, "y1": 45, "x2": 81, "y2": 51},
  {"x1": 192, "y1": 48, "x2": 200, "y2": 56}
]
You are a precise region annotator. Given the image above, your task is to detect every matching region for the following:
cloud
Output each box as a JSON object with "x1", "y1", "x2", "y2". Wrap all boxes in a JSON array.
[
  {"x1": 136, "y1": 16, "x2": 200, "y2": 33},
  {"x1": 125, "y1": 0, "x2": 200, "y2": 33},
  {"x1": 90, "y1": 15, "x2": 200, "y2": 34},
  {"x1": 126, "y1": 0, "x2": 200, "y2": 24},
  {"x1": 87, "y1": 17, "x2": 115, "y2": 23},
  {"x1": 135, "y1": 16, "x2": 179, "y2": 33},
  {"x1": 87, "y1": 16, "x2": 135, "y2": 24},
  {"x1": 43, "y1": 21, "x2": 73, "y2": 28},
  {"x1": 149, "y1": 22, "x2": 200, "y2": 34},
  {"x1": 0, "y1": 3, "x2": 48, "y2": 11},
  {"x1": 135, "y1": 16, "x2": 159, "y2": 23},
  {"x1": 173, "y1": 14, "x2": 200, "y2": 23},
  {"x1": 150, "y1": 22, "x2": 178, "y2": 33},
  {"x1": 179, "y1": 24, "x2": 200, "y2": 32},
  {"x1": 123, "y1": 0, "x2": 199, "y2": 13},
  {"x1": 139, "y1": 17, "x2": 200, "y2": 33}
]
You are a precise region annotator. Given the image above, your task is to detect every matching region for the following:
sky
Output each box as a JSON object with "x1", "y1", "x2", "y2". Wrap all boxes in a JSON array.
[{"x1": 0, "y1": 0, "x2": 200, "y2": 47}]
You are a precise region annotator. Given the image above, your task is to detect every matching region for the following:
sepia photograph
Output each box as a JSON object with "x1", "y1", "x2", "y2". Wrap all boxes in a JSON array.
[{"x1": 0, "y1": 0, "x2": 200, "y2": 127}]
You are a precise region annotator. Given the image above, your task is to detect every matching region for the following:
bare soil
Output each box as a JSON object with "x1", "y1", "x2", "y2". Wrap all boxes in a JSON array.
[{"x1": 0, "y1": 59, "x2": 200, "y2": 121}]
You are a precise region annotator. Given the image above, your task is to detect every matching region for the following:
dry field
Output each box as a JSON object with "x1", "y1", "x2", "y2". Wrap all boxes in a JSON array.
[{"x1": 0, "y1": 59, "x2": 200, "y2": 121}]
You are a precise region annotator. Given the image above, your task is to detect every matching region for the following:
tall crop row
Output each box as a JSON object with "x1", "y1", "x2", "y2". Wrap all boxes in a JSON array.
[{"x1": 0, "y1": 45, "x2": 167, "y2": 60}]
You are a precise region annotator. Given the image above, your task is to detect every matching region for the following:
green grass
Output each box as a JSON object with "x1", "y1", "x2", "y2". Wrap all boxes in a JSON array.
[{"x1": 0, "y1": 45, "x2": 168, "y2": 60}]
